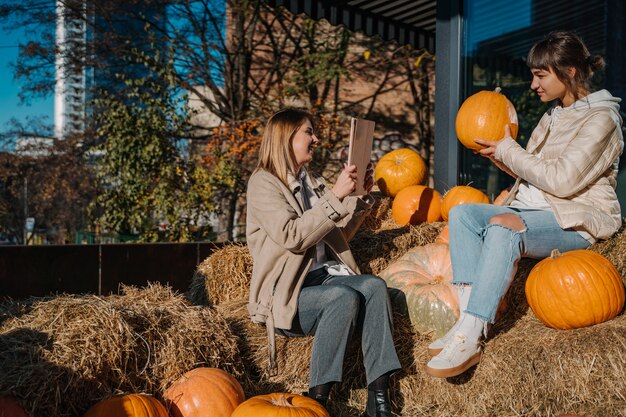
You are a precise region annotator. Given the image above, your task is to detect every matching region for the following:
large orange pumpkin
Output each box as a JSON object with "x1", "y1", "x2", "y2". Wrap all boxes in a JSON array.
[
  {"x1": 231, "y1": 393, "x2": 329, "y2": 417},
  {"x1": 455, "y1": 87, "x2": 519, "y2": 151},
  {"x1": 163, "y1": 368, "x2": 245, "y2": 417},
  {"x1": 379, "y1": 243, "x2": 459, "y2": 338},
  {"x1": 84, "y1": 394, "x2": 168, "y2": 417},
  {"x1": 374, "y1": 148, "x2": 426, "y2": 197},
  {"x1": 525, "y1": 249, "x2": 625, "y2": 330},
  {"x1": 0, "y1": 396, "x2": 29, "y2": 417},
  {"x1": 440, "y1": 185, "x2": 490, "y2": 221},
  {"x1": 391, "y1": 185, "x2": 442, "y2": 225}
]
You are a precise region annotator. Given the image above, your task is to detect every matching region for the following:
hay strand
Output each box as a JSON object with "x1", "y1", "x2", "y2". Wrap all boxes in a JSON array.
[
  {"x1": 188, "y1": 243, "x2": 252, "y2": 306},
  {"x1": 0, "y1": 283, "x2": 245, "y2": 417}
]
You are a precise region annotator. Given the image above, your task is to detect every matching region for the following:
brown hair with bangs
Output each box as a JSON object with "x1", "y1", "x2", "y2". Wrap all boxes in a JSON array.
[
  {"x1": 527, "y1": 31, "x2": 605, "y2": 103},
  {"x1": 255, "y1": 108, "x2": 315, "y2": 185}
]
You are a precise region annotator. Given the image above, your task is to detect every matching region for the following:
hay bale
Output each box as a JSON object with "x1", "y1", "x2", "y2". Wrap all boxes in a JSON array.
[
  {"x1": 359, "y1": 193, "x2": 394, "y2": 232},
  {"x1": 217, "y1": 298, "x2": 312, "y2": 395},
  {"x1": 0, "y1": 284, "x2": 245, "y2": 417},
  {"x1": 332, "y1": 254, "x2": 626, "y2": 417},
  {"x1": 188, "y1": 211, "x2": 444, "y2": 308},
  {"x1": 351, "y1": 221, "x2": 445, "y2": 275},
  {"x1": 217, "y1": 297, "x2": 429, "y2": 416},
  {"x1": 216, "y1": 220, "x2": 626, "y2": 416},
  {"x1": 188, "y1": 243, "x2": 252, "y2": 306},
  {"x1": 589, "y1": 220, "x2": 626, "y2": 277},
  {"x1": 198, "y1": 203, "x2": 626, "y2": 416}
]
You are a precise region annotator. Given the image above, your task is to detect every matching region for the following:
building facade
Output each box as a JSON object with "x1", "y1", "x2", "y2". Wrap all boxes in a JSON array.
[{"x1": 54, "y1": 0, "x2": 166, "y2": 138}]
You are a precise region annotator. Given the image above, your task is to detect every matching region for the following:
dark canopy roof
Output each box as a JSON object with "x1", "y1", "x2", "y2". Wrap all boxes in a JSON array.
[{"x1": 264, "y1": 0, "x2": 437, "y2": 52}]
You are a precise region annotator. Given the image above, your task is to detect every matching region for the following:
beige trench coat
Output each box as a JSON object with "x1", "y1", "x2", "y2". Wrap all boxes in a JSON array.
[{"x1": 245, "y1": 168, "x2": 373, "y2": 371}]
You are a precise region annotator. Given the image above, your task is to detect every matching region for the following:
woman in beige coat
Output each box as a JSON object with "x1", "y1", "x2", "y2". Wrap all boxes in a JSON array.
[
  {"x1": 246, "y1": 108, "x2": 401, "y2": 416},
  {"x1": 426, "y1": 31, "x2": 624, "y2": 379}
]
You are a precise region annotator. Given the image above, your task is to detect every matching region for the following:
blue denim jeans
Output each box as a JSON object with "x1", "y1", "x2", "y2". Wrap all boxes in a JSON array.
[{"x1": 449, "y1": 204, "x2": 591, "y2": 323}]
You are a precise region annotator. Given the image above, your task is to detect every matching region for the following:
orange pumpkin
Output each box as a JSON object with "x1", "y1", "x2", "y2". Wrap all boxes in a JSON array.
[
  {"x1": 0, "y1": 396, "x2": 29, "y2": 417},
  {"x1": 163, "y1": 368, "x2": 245, "y2": 417},
  {"x1": 231, "y1": 393, "x2": 329, "y2": 417},
  {"x1": 435, "y1": 224, "x2": 449, "y2": 244},
  {"x1": 455, "y1": 87, "x2": 519, "y2": 151},
  {"x1": 374, "y1": 148, "x2": 426, "y2": 197},
  {"x1": 379, "y1": 243, "x2": 459, "y2": 337},
  {"x1": 391, "y1": 185, "x2": 442, "y2": 225},
  {"x1": 84, "y1": 394, "x2": 168, "y2": 417},
  {"x1": 525, "y1": 249, "x2": 625, "y2": 329},
  {"x1": 440, "y1": 185, "x2": 490, "y2": 221}
]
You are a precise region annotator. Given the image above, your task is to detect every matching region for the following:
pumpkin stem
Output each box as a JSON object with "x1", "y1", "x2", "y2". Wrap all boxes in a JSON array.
[
  {"x1": 550, "y1": 248, "x2": 562, "y2": 258},
  {"x1": 432, "y1": 275, "x2": 444, "y2": 285},
  {"x1": 272, "y1": 393, "x2": 293, "y2": 407},
  {"x1": 494, "y1": 86, "x2": 502, "y2": 94}
]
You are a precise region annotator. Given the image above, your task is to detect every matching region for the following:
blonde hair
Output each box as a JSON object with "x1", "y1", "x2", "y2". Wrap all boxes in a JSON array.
[{"x1": 256, "y1": 108, "x2": 314, "y2": 185}]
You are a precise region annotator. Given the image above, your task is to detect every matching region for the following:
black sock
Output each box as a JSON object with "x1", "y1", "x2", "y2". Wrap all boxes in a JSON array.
[
  {"x1": 308, "y1": 382, "x2": 334, "y2": 407},
  {"x1": 367, "y1": 373, "x2": 389, "y2": 391}
]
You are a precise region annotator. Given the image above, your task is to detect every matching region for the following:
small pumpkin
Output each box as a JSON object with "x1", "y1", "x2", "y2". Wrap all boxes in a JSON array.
[
  {"x1": 163, "y1": 367, "x2": 245, "y2": 417},
  {"x1": 231, "y1": 393, "x2": 329, "y2": 417},
  {"x1": 455, "y1": 87, "x2": 519, "y2": 151},
  {"x1": 440, "y1": 185, "x2": 490, "y2": 221},
  {"x1": 84, "y1": 394, "x2": 168, "y2": 417},
  {"x1": 391, "y1": 185, "x2": 442, "y2": 226},
  {"x1": 374, "y1": 148, "x2": 426, "y2": 197},
  {"x1": 379, "y1": 243, "x2": 459, "y2": 338},
  {"x1": 0, "y1": 396, "x2": 29, "y2": 417},
  {"x1": 525, "y1": 249, "x2": 625, "y2": 329}
]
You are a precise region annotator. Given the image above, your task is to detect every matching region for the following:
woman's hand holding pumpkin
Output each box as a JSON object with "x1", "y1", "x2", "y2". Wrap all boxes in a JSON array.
[
  {"x1": 474, "y1": 125, "x2": 518, "y2": 179},
  {"x1": 332, "y1": 164, "x2": 357, "y2": 200}
]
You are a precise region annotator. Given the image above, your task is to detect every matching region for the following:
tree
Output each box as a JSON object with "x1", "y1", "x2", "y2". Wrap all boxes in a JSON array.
[
  {"x1": 2, "y1": 0, "x2": 436, "y2": 241},
  {"x1": 0, "y1": 128, "x2": 96, "y2": 244},
  {"x1": 90, "y1": 71, "x2": 215, "y2": 242}
]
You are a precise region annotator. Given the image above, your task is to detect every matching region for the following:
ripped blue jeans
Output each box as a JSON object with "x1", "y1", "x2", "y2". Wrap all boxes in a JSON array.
[{"x1": 449, "y1": 204, "x2": 591, "y2": 323}]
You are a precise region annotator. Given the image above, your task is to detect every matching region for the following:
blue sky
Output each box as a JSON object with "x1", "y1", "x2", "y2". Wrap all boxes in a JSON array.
[{"x1": 0, "y1": 26, "x2": 54, "y2": 132}]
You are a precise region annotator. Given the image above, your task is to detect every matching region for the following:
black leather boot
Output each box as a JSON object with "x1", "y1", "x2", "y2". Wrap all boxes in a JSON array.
[
  {"x1": 302, "y1": 391, "x2": 328, "y2": 410},
  {"x1": 360, "y1": 389, "x2": 392, "y2": 417}
]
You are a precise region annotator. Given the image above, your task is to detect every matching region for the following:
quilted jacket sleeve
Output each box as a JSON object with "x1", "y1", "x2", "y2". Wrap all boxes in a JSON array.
[{"x1": 494, "y1": 109, "x2": 623, "y2": 198}]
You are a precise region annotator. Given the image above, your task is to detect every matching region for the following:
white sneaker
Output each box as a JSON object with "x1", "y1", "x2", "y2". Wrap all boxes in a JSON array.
[
  {"x1": 427, "y1": 321, "x2": 461, "y2": 357},
  {"x1": 425, "y1": 332, "x2": 481, "y2": 378}
]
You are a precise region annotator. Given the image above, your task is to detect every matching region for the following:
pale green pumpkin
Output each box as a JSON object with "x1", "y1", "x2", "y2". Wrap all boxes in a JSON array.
[{"x1": 380, "y1": 243, "x2": 459, "y2": 338}]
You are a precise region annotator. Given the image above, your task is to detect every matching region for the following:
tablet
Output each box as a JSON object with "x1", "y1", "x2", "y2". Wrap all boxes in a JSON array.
[{"x1": 347, "y1": 117, "x2": 376, "y2": 196}]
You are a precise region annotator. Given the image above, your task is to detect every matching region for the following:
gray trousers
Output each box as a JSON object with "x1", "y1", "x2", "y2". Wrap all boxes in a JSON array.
[{"x1": 278, "y1": 271, "x2": 401, "y2": 387}]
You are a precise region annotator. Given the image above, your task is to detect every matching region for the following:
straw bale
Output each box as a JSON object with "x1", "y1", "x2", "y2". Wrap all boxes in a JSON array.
[
  {"x1": 216, "y1": 220, "x2": 626, "y2": 416},
  {"x1": 188, "y1": 243, "x2": 252, "y2": 306},
  {"x1": 0, "y1": 283, "x2": 245, "y2": 417},
  {"x1": 188, "y1": 203, "x2": 444, "y2": 308},
  {"x1": 589, "y1": 220, "x2": 626, "y2": 277},
  {"x1": 359, "y1": 192, "x2": 393, "y2": 232},
  {"x1": 335, "y1": 254, "x2": 626, "y2": 417},
  {"x1": 351, "y1": 221, "x2": 445, "y2": 275}
]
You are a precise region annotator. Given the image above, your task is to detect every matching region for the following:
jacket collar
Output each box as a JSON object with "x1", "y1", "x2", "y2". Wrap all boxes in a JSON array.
[{"x1": 288, "y1": 168, "x2": 326, "y2": 197}]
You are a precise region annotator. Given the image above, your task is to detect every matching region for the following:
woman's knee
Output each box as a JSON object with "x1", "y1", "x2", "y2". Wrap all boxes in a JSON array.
[
  {"x1": 362, "y1": 275, "x2": 388, "y2": 292},
  {"x1": 488, "y1": 213, "x2": 525, "y2": 231},
  {"x1": 449, "y1": 203, "x2": 483, "y2": 225},
  {"x1": 326, "y1": 285, "x2": 360, "y2": 312}
]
